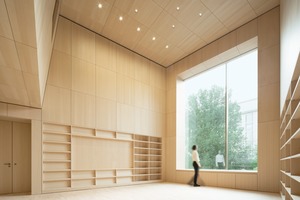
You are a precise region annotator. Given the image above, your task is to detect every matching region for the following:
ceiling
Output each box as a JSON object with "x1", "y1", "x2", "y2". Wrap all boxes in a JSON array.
[{"x1": 60, "y1": 0, "x2": 279, "y2": 67}]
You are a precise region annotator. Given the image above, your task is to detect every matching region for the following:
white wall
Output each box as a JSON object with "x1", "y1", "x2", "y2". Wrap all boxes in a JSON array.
[{"x1": 280, "y1": 0, "x2": 300, "y2": 111}]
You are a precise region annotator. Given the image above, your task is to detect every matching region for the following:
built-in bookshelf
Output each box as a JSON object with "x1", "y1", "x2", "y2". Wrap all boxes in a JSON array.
[
  {"x1": 280, "y1": 55, "x2": 300, "y2": 200},
  {"x1": 42, "y1": 123, "x2": 162, "y2": 193},
  {"x1": 133, "y1": 135, "x2": 162, "y2": 182}
]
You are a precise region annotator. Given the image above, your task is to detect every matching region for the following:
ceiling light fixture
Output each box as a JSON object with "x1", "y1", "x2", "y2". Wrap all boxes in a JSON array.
[
  {"x1": 98, "y1": 3, "x2": 103, "y2": 8},
  {"x1": 137, "y1": 27, "x2": 141, "y2": 32},
  {"x1": 152, "y1": 36, "x2": 156, "y2": 41},
  {"x1": 172, "y1": 24, "x2": 175, "y2": 28},
  {"x1": 165, "y1": 45, "x2": 169, "y2": 48},
  {"x1": 119, "y1": 16, "x2": 123, "y2": 21},
  {"x1": 199, "y1": 12, "x2": 202, "y2": 16},
  {"x1": 176, "y1": 6, "x2": 180, "y2": 11},
  {"x1": 134, "y1": 9, "x2": 138, "y2": 13}
]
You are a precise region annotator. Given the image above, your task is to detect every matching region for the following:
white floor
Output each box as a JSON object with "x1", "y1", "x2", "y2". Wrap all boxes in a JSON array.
[{"x1": 0, "y1": 183, "x2": 281, "y2": 200}]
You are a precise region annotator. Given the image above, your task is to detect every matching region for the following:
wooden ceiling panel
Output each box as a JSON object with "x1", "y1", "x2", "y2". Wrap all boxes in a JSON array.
[
  {"x1": 177, "y1": 33, "x2": 207, "y2": 55},
  {"x1": 152, "y1": 0, "x2": 170, "y2": 9},
  {"x1": 211, "y1": 0, "x2": 256, "y2": 31},
  {"x1": 164, "y1": 0, "x2": 211, "y2": 31},
  {"x1": 59, "y1": 0, "x2": 279, "y2": 67},
  {"x1": 5, "y1": 0, "x2": 37, "y2": 47},
  {"x1": 0, "y1": 36, "x2": 21, "y2": 70},
  {"x1": 0, "y1": 0, "x2": 13, "y2": 39},
  {"x1": 61, "y1": 0, "x2": 114, "y2": 34},
  {"x1": 248, "y1": 0, "x2": 280, "y2": 15},
  {"x1": 193, "y1": 13, "x2": 227, "y2": 43},
  {"x1": 16, "y1": 42, "x2": 38, "y2": 75}
]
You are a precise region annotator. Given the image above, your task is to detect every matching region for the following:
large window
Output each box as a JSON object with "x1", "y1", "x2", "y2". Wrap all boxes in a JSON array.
[{"x1": 181, "y1": 50, "x2": 257, "y2": 170}]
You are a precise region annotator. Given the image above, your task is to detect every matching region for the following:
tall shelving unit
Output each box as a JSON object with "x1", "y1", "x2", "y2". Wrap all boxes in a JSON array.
[
  {"x1": 133, "y1": 135, "x2": 162, "y2": 182},
  {"x1": 280, "y1": 56, "x2": 300, "y2": 200},
  {"x1": 42, "y1": 122, "x2": 162, "y2": 193}
]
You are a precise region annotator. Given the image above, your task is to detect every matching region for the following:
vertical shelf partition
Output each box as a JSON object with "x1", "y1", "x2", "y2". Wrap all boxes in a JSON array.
[
  {"x1": 42, "y1": 123, "x2": 162, "y2": 193},
  {"x1": 280, "y1": 56, "x2": 300, "y2": 200}
]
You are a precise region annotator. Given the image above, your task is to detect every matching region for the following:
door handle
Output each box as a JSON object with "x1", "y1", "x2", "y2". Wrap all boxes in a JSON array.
[{"x1": 3, "y1": 163, "x2": 11, "y2": 167}]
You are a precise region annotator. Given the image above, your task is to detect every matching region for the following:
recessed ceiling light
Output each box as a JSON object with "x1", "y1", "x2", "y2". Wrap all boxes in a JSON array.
[
  {"x1": 98, "y1": 3, "x2": 103, "y2": 8},
  {"x1": 176, "y1": 6, "x2": 180, "y2": 11},
  {"x1": 165, "y1": 45, "x2": 169, "y2": 48},
  {"x1": 119, "y1": 16, "x2": 123, "y2": 21},
  {"x1": 172, "y1": 24, "x2": 175, "y2": 28},
  {"x1": 199, "y1": 12, "x2": 202, "y2": 16},
  {"x1": 152, "y1": 36, "x2": 156, "y2": 41},
  {"x1": 137, "y1": 27, "x2": 141, "y2": 32},
  {"x1": 134, "y1": 9, "x2": 138, "y2": 13}
]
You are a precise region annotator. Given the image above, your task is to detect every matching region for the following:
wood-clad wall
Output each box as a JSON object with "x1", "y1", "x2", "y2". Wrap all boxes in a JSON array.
[
  {"x1": 165, "y1": 7, "x2": 280, "y2": 193},
  {"x1": 43, "y1": 16, "x2": 166, "y2": 140}
]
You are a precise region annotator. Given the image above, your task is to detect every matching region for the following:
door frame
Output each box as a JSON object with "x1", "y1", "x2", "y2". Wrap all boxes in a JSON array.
[{"x1": 0, "y1": 103, "x2": 42, "y2": 195}]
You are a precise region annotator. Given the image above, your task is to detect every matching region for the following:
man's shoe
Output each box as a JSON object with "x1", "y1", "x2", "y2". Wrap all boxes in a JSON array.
[{"x1": 194, "y1": 184, "x2": 200, "y2": 187}]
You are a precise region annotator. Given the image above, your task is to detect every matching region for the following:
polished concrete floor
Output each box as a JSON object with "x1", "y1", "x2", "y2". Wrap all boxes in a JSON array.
[{"x1": 0, "y1": 183, "x2": 281, "y2": 200}]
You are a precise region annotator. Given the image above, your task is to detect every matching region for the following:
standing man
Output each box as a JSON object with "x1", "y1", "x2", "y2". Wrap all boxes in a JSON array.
[
  {"x1": 215, "y1": 150, "x2": 225, "y2": 169},
  {"x1": 192, "y1": 145, "x2": 201, "y2": 186}
]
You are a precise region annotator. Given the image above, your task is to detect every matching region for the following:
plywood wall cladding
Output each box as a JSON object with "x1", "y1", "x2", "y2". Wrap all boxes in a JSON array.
[
  {"x1": 41, "y1": 16, "x2": 165, "y2": 192},
  {"x1": 0, "y1": 0, "x2": 58, "y2": 108},
  {"x1": 165, "y1": 7, "x2": 280, "y2": 193},
  {"x1": 44, "y1": 16, "x2": 166, "y2": 136}
]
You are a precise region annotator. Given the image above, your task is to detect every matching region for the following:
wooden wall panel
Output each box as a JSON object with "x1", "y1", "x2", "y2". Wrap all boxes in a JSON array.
[
  {"x1": 72, "y1": 137, "x2": 132, "y2": 169},
  {"x1": 236, "y1": 173, "x2": 258, "y2": 191},
  {"x1": 134, "y1": 55, "x2": 150, "y2": 84},
  {"x1": 116, "y1": 46, "x2": 135, "y2": 78},
  {"x1": 117, "y1": 103, "x2": 135, "y2": 133},
  {"x1": 95, "y1": 35, "x2": 116, "y2": 71},
  {"x1": 16, "y1": 43, "x2": 38, "y2": 75},
  {"x1": 117, "y1": 75, "x2": 135, "y2": 106},
  {"x1": 42, "y1": 85, "x2": 71, "y2": 124},
  {"x1": 72, "y1": 58, "x2": 95, "y2": 95},
  {"x1": 54, "y1": 17, "x2": 72, "y2": 55},
  {"x1": 72, "y1": 23, "x2": 95, "y2": 63},
  {"x1": 218, "y1": 173, "x2": 236, "y2": 188},
  {"x1": 48, "y1": 51, "x2": 72, "y2": 89},
  {"x1": 71, "y1": 92, "x2": 95, "y2": 128},
  {"x1": 96, "y1": 66, "x2": 116, "y2": 100},
  {"x1": 96, "y1": 97, "x2": 117, "y2": 131}
]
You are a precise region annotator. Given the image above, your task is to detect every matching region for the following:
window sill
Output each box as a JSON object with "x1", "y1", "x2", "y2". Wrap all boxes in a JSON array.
[{"x1": 176, "y1": 169, "x2": 258, "y2": 174}]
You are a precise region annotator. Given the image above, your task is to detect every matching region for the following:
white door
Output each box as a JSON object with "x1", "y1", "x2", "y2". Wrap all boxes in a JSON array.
[{"x1": 0, "y1": 121, "x2": 13, "y2": 194}]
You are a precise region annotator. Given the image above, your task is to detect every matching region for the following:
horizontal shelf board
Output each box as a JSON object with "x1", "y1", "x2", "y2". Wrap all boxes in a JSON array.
[
  {"x1": 42, "y1": 187, "x2": 72, "y2": 193},
  {"x1": 134, "y1": 147, "x2": 149, "y2": 150},
  {"x1": 291, "y1": 195, "x2": 300, "y2": 200},
  {"x1": 149, "y1": 141, "x2": 162, "y2": 144},
  {"x1": 43, "y1": 169, "x2": 71, "y2": 172},
  {"x1": 291, "y1": 175, "x2": 300, "y2": 183},
  {"x1": 134, "y1": 140, "x2": 149, "y2": 143},
  {"x1": 281, "y1": 127, "x2": 300, "y2": 149},
  {"x1": 72, "y1": 177, "x2": 96, "y2": 181},
  {"x1": 43, "y1": 131, "x2": 71, "y2": 136},
  {"x1": 149, "y1": 148, "x2": 162, "y2": 150},
  {"x1": 43, "y1": 160, "x2": 71, "y2": 163},
  {"x1": 72, "y1": 133, "x2": 132, "y2": 142},
  {"x1": 43, "y1": 140, "x2": 71, "y2": 144},
  {"x1": 149, "y1": 154, "x2": 162, "y2": 157},
  {"x1": 134, "y1": 154, "x2": 150, "y2": 156},
  {"x1": 280, "y1": 120, "x2": 291, "y2": 140},
  {"x1": 43, "y1": 178, "x2": 71, "y2": 182},
  {"x1": 291, "y1": 76, "x2": 300, "y2": 100},
  {"x1": 133, "y1": 174, "x2": 149, "y2": 177},
  {"x1": 95, "y1": 176, "x2": 116, "y2": 179},
  {"x1": 292, "y1": 101, "x2": 300, "y2": 119},
  {"x1": 43, "y1": 151, "x2": 71, "y2": 154}
]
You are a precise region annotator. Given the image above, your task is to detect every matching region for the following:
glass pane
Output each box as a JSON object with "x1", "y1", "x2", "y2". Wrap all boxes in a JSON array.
[
  {"x1": 227, "y1": 50, "x2": 258, "y2": 170},
  {"x1": 184, "y1": 65, "x2": 226, "y2": 169}
]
